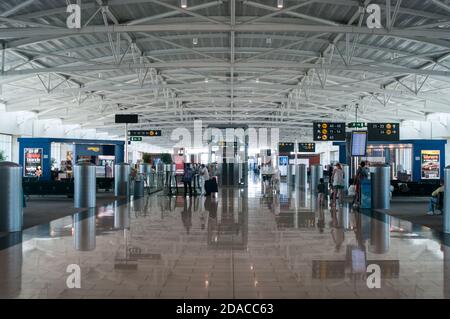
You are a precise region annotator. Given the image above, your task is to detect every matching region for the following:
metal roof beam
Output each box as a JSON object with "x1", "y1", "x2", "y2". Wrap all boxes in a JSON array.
[
  {"x1": 3, "y1": 61, "x2": 450, "y2": 78},
  {"x1": 1, "y1": 0, "x2": 36, "y2": 18},
  {"x1": 2, "y1": 24, "x2": 450, "y2": 40}
]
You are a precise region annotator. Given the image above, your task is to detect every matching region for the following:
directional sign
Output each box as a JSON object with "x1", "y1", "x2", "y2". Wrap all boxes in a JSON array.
[
  {"x1": 313, "y1": 122, "x2": 346, "y2": 141},
  {"x1": 279, "y1": 142, "x2": 294, "y2": 153},
  {"x1": 298, "y1": 143, "x2": 316, "y2": 153},
  {"x1": 129, "y1": 137, "x2": 143, "y2": 142},
  {"x1": 348, "y1": 122, "x2": 367, "y2": 129},
  {"x1": 367, "y1": 123, "x2": 399, "y2": 141},
  {"x1": 128, "y1": 130, "x2": 162, "y2": 137}
]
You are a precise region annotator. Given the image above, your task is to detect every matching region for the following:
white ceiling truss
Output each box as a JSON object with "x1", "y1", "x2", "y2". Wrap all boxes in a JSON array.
[{"x1": 1, "y1": 0, "x2": 450, "y2": 145}]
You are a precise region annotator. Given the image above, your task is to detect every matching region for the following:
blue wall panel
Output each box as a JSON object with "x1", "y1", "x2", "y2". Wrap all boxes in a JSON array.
[
  {"x1": 18, "y1": 138, "x2": 125, "y2": 181},
  {"x1": 333, "y1": 139, "x2": 447, "y2": 182}
]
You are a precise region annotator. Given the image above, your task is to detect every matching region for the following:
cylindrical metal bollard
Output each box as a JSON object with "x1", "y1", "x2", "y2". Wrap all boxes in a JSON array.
[
  {"x1": 310, "y1": 164, "x2": 323, "y2": 195},
  {"x1": 153, "y1": 163, "x2": 161, "y2": 188},
  {"x1": 74, "y1": 162, "x2": 96, "y2": 209},
  {"x1": 287, "y1": 164, "x2": 294, "y2": 187},
  {"x1": 342, "y1": 164, "x2": 350, "y2": 194},
  {"x1": 444, "y1": 166, "x2": 450, "y2": 234},
  {"x1": 134, "y1": 179, "x2": 145, "y2": 197},
  {"x1": 296, "y1": 164, "x2": 307, "y2": 190},
  {"x1": 139, "y1": 163, "x2": 152, "y2": 187},
  {"x1": 0, "y1": 162, "x2": 23, "y2": 232},
  {"x1": 444, "y1": 235, "x2": 450, "y2": 298},
  {"x1": 371, "y1": 164, "x2": 391, "y2": 210},
  {"x1": 73, "y1": 209, "x2": 96, "y2": 251},
  {"x1": 115, "y1": 163, "x2": 131, "y2": 198}
]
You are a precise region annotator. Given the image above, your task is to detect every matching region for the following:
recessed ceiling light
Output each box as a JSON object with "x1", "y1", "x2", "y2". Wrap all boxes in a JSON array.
[
  {"x1": 277, "y1": 0, "x2": 284, "y2": 9},
  {"x1": 193, "y1": 37, "x2": 198, "y2": 45},
  {"x1": 181, "y1": 0, "x2": 187, "y2": 9}
]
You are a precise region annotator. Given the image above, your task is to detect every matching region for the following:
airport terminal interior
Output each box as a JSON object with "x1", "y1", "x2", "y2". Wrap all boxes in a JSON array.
[{"x1": 2, "y1": 0, "x2": 450, "y2": 300}]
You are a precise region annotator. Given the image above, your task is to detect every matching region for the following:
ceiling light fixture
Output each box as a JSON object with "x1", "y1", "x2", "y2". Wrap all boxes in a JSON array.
[
  {"x1": 193, "y1": 37, "x2": 198, "y2": 45},
  {"x1": 277, "y1": 0, "x2": 284, "y2": 9},
  {"x1": 181, "y1": 0, "x2": 187, "y2": 9},
  {"x1": 205, "y1": 78, "x2": 209, "y2": 83}
]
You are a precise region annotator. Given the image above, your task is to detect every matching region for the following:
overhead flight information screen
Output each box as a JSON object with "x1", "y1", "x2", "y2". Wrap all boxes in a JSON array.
[
  {"x1": 367, "y1": 123, "x2": 400, "y2": 141},
  {"x1": 278, "y1": 142, "x2": 294, "y2": 153},
  {"x1": 351, "y1": 131, "x2": 368, "y2": 157},
  {"x1": 313, "y1": 122, "x2": 346, "y2": 141},
  {"x1": 298, "y1": 143, "x2": 316, "y2": 153}
]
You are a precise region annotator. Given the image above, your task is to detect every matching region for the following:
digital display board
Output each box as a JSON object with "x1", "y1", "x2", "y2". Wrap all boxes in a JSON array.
[
  {"x1": 351, "y1": 131, "x2": 368, "y2": 156},
  {"x1": 24, "y1": 148, "x2": 43, "y2": 177},
  {"x1": 367, "y1": 123, "x2": 399, "y2": 141},
  {"x1": 278, "y1": 142, "x2": 294, "y2": 153},
  {"x1": 313, "y1": 122, "x2": 346, "y2": 141},
  {"x1": 128, "y1": 130, "x2": 161, "y2": 137},
  {"x1": 298, "y1": 143, "x2": 316, "y2": 153},
  {"x1": 115, "y1": 114, "x2": 139, "y2": 123}
]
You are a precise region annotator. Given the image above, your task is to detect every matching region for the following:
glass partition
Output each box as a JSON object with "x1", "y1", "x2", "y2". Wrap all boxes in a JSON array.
[{"x1": 365, "y1": 144, "x2": 413, "y2": 181}]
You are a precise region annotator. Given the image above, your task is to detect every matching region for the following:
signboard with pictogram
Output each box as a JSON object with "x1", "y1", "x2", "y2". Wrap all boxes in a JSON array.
[
  {"x1": 128, "y1": 130, "x2": 162, "y2": 137},
  {"x1": 367, "y1": 123, "x2": 399, "y2": 141},
  {"x1": 313, "y1": 122, "x2": 346, "y2": 141},
  {"x1": 298, "y1": 143, "x2": 316, "y2": 153}
]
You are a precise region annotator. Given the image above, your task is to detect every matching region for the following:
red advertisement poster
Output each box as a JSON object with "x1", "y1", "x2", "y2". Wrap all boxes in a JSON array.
[{"x1": 24, "y1": 148, "x2": 43, "y2": 177}]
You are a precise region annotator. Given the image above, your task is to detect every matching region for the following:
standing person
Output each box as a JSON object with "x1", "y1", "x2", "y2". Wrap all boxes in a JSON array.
[
  {"x1": 353, "y1": 161, "x2": 370, "y2": 207},
  {"x1": 200, "y1": 164, "x2": 210, "y2": 195},
  {"x1": 332, "y1": 163, "x2": 345, "y2": 207},
  {"x1": 183, "y1": 163, "x2": 194, "y2": 197},
  {"x1": 317, "y1": 178, "x2": 326, "y2": 207},
  {"x1": 105, "y1": 162, "x2": 113, "y2": 178},
  {"x1": 327, "y1": 163, "x2": 334, "y2": 183},
  {"x1": 328, "y1": 163, "x2": 335, "y2": 198},
  {"x1": 272, "y1": 167, "x2": 281, "y2": 194}
]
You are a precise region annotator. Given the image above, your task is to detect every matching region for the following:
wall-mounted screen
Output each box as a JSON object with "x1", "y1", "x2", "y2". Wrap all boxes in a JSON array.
[
  {"x1": 351, "y1": 131, "x2": 368, "y2": 157},
  {"x1": 115, "y1": 114, "x2": 138, "y2": 123}
]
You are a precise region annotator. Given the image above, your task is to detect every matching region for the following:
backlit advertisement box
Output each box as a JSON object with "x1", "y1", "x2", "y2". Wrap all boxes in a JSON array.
[
  {"x1": 421, "y1": 150, "x2": 440, "y2": 180},
  {"x1": 24, "y1": 148, "x2": 43, "y2": 177}
]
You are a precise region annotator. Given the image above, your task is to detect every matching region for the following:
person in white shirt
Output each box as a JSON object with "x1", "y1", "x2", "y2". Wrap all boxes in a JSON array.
[
  {"x1": 272, "y1": 167, "x2": 281, "y2": 194},
  {"x1": 200, "y1": 164, "x2": 210, "y2": 195},
  {"x1": 332, "y1": 163, "x2": 345, "y2": 207}
]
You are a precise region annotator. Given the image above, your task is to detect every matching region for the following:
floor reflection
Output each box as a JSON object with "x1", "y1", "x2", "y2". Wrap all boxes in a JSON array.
[{"x1": 0, "y1": 181, "x2": 449, "y2": 298}]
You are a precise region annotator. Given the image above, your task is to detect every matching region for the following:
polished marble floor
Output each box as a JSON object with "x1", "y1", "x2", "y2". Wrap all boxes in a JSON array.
[{"x1": 1, "y1": 180, "x2": 450, "y2": 299}]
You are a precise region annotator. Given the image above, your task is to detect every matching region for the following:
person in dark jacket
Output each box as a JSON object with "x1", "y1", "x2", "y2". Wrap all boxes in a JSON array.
[
  {"x1": 317, "y1": 178, "x2": 326, "y2": 207},
  {"x1": 183, "y1": 163, "x2": 194, "y2": 197}
]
